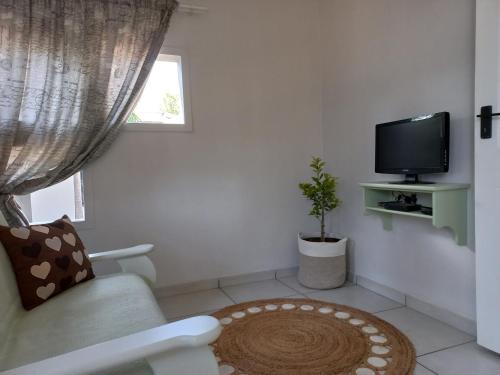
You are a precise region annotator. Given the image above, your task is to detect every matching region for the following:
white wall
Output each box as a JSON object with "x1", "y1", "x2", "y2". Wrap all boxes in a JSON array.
[
  {"x1": 79, "y1": 0, "x2": 323, "y2": 287},
  {"x1": 78, "y1": 0, "x2": 477, "y2": 321},
  {"x1": 319, "y1": 0, "x2": 476, "y2": 320}
]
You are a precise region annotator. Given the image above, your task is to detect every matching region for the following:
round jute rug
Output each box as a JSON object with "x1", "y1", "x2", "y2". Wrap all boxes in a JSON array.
[{"x1": 211, "y1": 298, "x2": 415, "y2": 375}]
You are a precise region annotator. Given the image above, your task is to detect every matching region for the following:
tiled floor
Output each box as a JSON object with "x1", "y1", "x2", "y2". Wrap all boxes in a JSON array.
[
  {"x1": 157, "y1": 288, "x2": 233, "y2": 319},
  {"x1": 157, "y1": 276, "x2": 500, "y2": 375},
  {"x1": 223, "y1": 279, "x2": 297, "y2": 303},
  {"x1": 307, "y1": 285, "x2": 403, "y2": 313}
]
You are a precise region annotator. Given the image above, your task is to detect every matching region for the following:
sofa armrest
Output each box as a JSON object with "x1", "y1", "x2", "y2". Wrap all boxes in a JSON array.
[
  {"x1": 1, "y1": 316, "x2": 222, "y2": 375},
  {"x1": 88, "y1": 244, "x2": 154, "y2": 262},
  {"x1": 89, "y1": 244, "x2": 157, "y2": 286}
]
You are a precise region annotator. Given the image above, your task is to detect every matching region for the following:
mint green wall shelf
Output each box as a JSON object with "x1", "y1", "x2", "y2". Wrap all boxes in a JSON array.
[{"x1": 360, "y1": 182, "x2": 470, "y2": 246}]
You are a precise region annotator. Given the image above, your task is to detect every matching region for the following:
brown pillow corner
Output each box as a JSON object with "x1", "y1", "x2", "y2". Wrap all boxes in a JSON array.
[{"x1": 0, "y1": 216, "x2": 95, "y2": 310}]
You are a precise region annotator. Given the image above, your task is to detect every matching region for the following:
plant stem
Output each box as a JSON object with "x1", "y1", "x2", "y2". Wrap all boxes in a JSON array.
[{"x1": 321, "y1": 207, "x2": 325, "y2": 242}]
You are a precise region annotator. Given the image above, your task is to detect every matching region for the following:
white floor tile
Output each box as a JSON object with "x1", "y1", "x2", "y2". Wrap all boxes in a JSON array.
[
  {"x1": 375, "y1": 307, "x2": 474, "y2": 356},
  {"x1": 222, "y1": 279, "x2": 297, "y2": 303},
  {"x1": 158, "y1": 289, "x2": 233, "y2": 319},
  {"x1": 306, "y1": 285, "x2": 402, "y2": 313},
  {"x1": 277, "y1": 276, "x2": 313, "y2": 293},
  {"x1": 418, "y1": 342, "x2": 500, "y2": 375},
  {"x1": 414, "y1": 364, "x2": 437, "y2": 374},
  {"x1": 219, "y1": 270, "x2": 276, "y2": 287}
]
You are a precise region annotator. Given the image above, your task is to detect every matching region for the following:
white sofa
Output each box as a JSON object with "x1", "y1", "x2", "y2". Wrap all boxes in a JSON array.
[{"x1": 0, "y1": 213, "x2": 221, "y2": 375}]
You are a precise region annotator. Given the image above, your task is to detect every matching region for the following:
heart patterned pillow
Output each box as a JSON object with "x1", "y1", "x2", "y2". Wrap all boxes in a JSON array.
[{"x1": 0, "y1": 216, "x2": 94, "y2": 310}]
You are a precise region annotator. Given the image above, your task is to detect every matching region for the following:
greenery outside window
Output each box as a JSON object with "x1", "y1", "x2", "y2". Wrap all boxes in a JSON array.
[{"x1": 125, "y1": 51, "x2": 192, "y2": 132}]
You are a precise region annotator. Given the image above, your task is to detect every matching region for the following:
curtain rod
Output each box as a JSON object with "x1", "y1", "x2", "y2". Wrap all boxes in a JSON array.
[{"x1": 178, "y1": 4, "x2": 208, "y2": 13}]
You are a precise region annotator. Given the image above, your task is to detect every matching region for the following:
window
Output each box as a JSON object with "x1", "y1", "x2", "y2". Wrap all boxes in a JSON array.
[
  {"x1": 126, "y1": 52, "x2": 192, "y2": 131},
  {"x1": 16, "y1": 173, "x2": 85, "y2": 224}
]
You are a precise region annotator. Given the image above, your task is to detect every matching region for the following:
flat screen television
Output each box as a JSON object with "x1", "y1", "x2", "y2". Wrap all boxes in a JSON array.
[{"x1": 375, "y1": 112, "x2": 450, "y2": 184}]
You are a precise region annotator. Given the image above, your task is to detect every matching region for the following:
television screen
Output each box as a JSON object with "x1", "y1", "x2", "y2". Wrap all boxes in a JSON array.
[{"x1": 375, "y1": 112, "x2": 449, "y2": 176}]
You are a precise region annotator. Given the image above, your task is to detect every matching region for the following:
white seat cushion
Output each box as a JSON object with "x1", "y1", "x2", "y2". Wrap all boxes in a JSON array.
[{"x1": 0, "y1": 273, "x2": 166, "y2": 371}]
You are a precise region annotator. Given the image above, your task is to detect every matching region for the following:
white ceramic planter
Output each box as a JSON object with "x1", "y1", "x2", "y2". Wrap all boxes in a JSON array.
[{"x1": 298, "y1": 232, "x2": 348, "y2": 289}]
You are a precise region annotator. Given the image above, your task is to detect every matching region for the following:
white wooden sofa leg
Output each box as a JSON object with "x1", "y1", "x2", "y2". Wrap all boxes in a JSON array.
[
  {"x1": 117, "y1": 255, "x2": 157, "y2": 286},
  {"x1": 147, "y1": 346, "x2": 219, "y2": 375}
]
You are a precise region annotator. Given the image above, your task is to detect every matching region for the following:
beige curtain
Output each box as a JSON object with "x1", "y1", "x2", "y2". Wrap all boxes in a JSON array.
[{"x1": 0, "y1": 0, "x2": 178, "y2": 226}]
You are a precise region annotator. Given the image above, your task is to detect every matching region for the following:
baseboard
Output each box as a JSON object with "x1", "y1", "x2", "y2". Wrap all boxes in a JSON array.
[
  {"x1": 346, "y1": 271, "x2": 355, "y2": 283},
  {"x1": 154, "y1": 268, "x2": 475, "y2": 335},
  {"x1": 154, "y1": 278, "x2": 219, "y2": 299},
  {"x1": 154, "y1": 266, "x2": 300, "y2": 298},
  {"x1": 354, "y1": 274, "x2": 476, "y2": 336},
  {"x1": 406, "y1": 295, "x2": 476, "y2": 336},
  {"x1": 276, "y1": 267, "x2": 299, "y2": 279},
  {"x1": 356, "y1": 275, "x2": 406, "y2": 305},
  {"x1": 219, "y1": 270, "x2": 276, "y2": 287}
]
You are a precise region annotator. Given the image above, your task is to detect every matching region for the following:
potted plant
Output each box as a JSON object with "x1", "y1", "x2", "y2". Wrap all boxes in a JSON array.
[{"x1": 298, "y1": 157, "x2": 347, "y2": 289}]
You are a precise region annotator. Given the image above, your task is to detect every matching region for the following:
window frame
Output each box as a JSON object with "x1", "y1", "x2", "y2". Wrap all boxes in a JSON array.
[
  {"x1": 124, "y1": 48, "x2": 193, "y2": 132},
  {"x1": 74, "y1": 169, "x2": 95, "y2": 231},
  {"x1": 17, "y1": 169, "x2": 95, "y2": 231}
]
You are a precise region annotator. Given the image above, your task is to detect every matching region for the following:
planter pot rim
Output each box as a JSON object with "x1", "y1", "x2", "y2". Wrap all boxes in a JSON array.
[
  {"x1": 298, "y1": 233, "x2": 347, "y2": 258},
  {"x1": 299, "y1": 232, "x2": 345, "y2": 241}
]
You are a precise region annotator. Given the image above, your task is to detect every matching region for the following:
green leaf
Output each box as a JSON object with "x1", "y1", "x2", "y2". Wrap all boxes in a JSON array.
[{"x1": 298, "y1": 157, "x2": 341, "y2": 238}]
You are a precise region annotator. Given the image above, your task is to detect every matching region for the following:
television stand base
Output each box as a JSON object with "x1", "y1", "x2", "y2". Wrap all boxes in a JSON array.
[
  {"x1": 389, "y1": 180, "x2": 435, "y2": 185},
  {"x1": 388, "y1": 174, "x2": 435, "y2": 185},
  {"x1": 360, "y1": 182, "x2": 470, "y2": 246}
]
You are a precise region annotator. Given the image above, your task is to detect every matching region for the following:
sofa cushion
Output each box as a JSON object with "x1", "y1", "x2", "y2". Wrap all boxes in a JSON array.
[
  {"x1": 0, "y1": 273, "x2": 166, "y2": 371},
  {"x1": 0, "y1": 215, "x2": 95, "y2": 310},
  {"x1": 0, "y1": 231, "x2": 21, "y2": 343},
  {"x1": 0, "y1": 211, "x2": 23, "y2": 350}
]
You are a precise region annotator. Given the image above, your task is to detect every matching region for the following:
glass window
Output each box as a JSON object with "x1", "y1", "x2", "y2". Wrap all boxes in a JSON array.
[
  {"x1": 127, "y1": 54, "x2": 189, "y2": 128},
  {"x1": 16, "y1": 173, "x2": 85, "y2": 224}
]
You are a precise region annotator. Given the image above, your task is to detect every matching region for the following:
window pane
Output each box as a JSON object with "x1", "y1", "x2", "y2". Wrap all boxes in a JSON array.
[
  {"x1": 17, "y1": 173, "x2": 85, "y2": 224},
  {"x1": 128, "y1": 55, "x2": 185, "y2": 125}
]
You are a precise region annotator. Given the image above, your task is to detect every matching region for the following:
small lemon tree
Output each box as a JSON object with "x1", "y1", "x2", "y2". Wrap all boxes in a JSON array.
[{"x1": 299, "y1": 157, "x2": 340, "y2": 242}]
